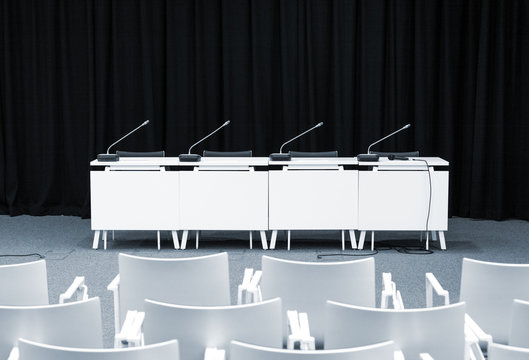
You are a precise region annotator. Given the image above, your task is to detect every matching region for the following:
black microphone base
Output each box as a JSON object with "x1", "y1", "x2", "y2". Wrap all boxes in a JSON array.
[
  {"x1": 269, "y1": 153, "x2": 292, "y2": 161},
  {"x1": 97, "y1": 154, "x2": 120, "y2": 162},
  {"x1": 357, "y1": 154, "x2": 380, "y2": 162},
  {"x1": 179, "y1": 154, "x2": 202, "y2": 162}
]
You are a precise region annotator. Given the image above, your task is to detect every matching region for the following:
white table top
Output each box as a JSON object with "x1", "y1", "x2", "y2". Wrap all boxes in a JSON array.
[{"x1": 90, "y1": 156, "x2": 449, "y2": 167}]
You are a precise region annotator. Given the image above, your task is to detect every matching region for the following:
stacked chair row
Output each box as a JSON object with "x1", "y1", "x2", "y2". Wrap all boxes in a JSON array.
[{"x1": 1, "y1": 254, "x2": 529, "y2": 360}]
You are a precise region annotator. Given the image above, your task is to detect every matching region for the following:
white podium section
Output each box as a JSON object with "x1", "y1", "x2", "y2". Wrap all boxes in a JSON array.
[
  {"x1": 357, "y1": 158, "x2": 449, "y2": 250},
  {"x1": 268, "y1": 158, "x2": 358, "y2": 250},
  {"x1": 179, "y1": 170, "x2": 269, "y2": 231},
  {"x1": 90, "y1": 171, "x2": 179, "y2": 231},
  {"x1": 269, "y1": 169, "x2": 358, "y2": 230}
]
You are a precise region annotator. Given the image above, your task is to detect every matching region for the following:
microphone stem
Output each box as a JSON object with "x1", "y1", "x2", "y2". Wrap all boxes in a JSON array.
[
  {"x1": 367, "y1": 125, "x2": 409, "y2": 154},
  {"x1": 107, "y1": 121, "x2": 149, "y2": 154},
  {"x1": 188, "y1": 122, "x2": 229, "y2": 154},
  {"x1": 280, "y1": 123, "x2": 322, "y2": 154}
]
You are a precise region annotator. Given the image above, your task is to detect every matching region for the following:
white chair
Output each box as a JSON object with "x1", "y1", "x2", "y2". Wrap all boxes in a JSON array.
[
  {"x1": 108, "y1": 253, "x2": 230, "y2": 338},
  {"x1": 509, "y1": 299, "x2": 529, "y2": 348},
  {"x1": 325, "y1": 300, "x2": 466, "y2": 360},
  {"x1": 459, "y1": 258, "x2": 529, "y2": 344},
  {"x1": 260, "y1": 256, "x2": 375, "y2": 347},
  {"x1": 0, "y1": 260, "x2": 89, "y2": 306},
  {"x1": 0, "y1": 297, "x2": 103, "y2": 359},
  {"x1": 230, "y1": 339, "x2": 395, "y2": 360},
  {"x1": 488, "y1": 343, "x2": 529, "y2": 360},
  {"x1": 16, "y1": 338, "x2": 179, "y2": 360},
  {"x1": 143, "y1": 297, "x2": 282, "y2": 360},
  {"x1": 0, "y1": 260, "x2": 48, "y2": 305}
]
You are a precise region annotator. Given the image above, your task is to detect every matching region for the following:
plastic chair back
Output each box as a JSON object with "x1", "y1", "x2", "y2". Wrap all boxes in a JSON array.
[
  {"x1": 17, "y1": 338, "x2": 179, "y2": 360},
  {"x1": 118, "y1": 253, "x2": 230, "y2": 324},
  {"x1": 116, "y1": 151, "x2": 165, "y2": 157},
  {"x1": 488, "y1": 343, "x2": 529, "y2": 360},
  {"x1": 0, "y1": 297, "x2": 103, "y2": 359},
  {"x1": 230, "y1": 339, "x2": 395, "y2": 360},
  {"x1": 261, "y1": 256, "x2": 375, "y2": 347},
  {"x1": 325, "y1": 301, "x2": 466, "y2": 360},
  {"x1": 203, "y1": 150, "x2": 252, "y2": 157},
  {"x1": 0, "y1": 260, "x2": 48, "y2": 305},
  {"x1": 460, "y1": 258, "x2": 529, "y2": 343},
  {"x1": 509, "y1": 299, "x2": 529, "y2": 347},
  {"x1": 143, "y1": 298, "x2": 282, "y2": 360}
]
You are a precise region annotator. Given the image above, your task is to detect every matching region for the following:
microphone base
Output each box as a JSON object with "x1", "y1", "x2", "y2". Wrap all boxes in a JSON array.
[
  {"x1": 269, "y1": 153, "x2": 292, "y2": 161},
  {"x1": 179, "y1": 154, "x2": 202, "y2": 162},
  {"x1": 357, "y1": 154, "x2": 380, "y2": 162},
  {"x1": 97, "y1": 154, "x2": 120, "y2": 162}
]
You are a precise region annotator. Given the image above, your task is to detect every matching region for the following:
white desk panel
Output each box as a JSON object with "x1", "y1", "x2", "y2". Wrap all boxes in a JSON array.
[
  {"x1": 358, "y1": 168, "x2": 448, "y2": 231},
  {"x1": 90, "y1": 171, "x2": 179, "y2": 230},
  {"x1": 179, "y1": 171, "x2": 268, "y2": 230},
  {"x1": 268, "y1": 170, "x2": 358, "y2": 230}
]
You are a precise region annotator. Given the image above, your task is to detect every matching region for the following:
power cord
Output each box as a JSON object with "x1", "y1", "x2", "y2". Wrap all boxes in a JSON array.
[
  {"x1": 0, "y1": 253, "x2": 45, "y2": 259},
  {"x1": 411, "y1": 158, "x2": 432, "y2": 238}
]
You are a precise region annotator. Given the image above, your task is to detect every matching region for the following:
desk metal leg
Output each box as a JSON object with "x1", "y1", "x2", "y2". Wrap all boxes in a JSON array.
[
  {"x1": 195, "y1": 231, "x2": 199, "y2": 249},
  {"x1": 287, "y1": 230, "x2": 291, "y2": 251},
  {"x1": 92, "y1": 230, "x2": 100, "y2": 249},
  {"x1": 171, "y1": 231, "x2": 180, "y2": 249},
  {"x1": 341, "y1": 230, "x2": 345, "y2": 251},
  {"x1": 270, "y1": 230, "x2": 278, "y2": 249},
  {"x1": 431, "y1": 231, "x2": 438, "y2": 241},
  {"x1": 439, "y1": 231, "x2": 446, "y2": 250},
  {"x1": 425, "y1": 231, "x2": 429, "y2": 250},
  {"x1": 349, "y1": 230, "x2": 357, "y2": 249},
  {"x1": 249, "y1": 231, "x2": 253, "y2": 249},
  {"x1": 371, "y1": 231, "x2": 375, "y2": 251},
  {"x1": 260, "y1": 231, "x2": 268, "y2": 250},
  {"x1": 103, "y1": 230, "x2": 108, "y2": 250},
  {"x1": 358, "y1": 231, "x2": 366, "y2": 250},
  {"x1": 181, "y1": 230, "x2": 189, "y2": 250},
  {"x1": 157, "y1": 231, "x2": 161, "y2": 250}
]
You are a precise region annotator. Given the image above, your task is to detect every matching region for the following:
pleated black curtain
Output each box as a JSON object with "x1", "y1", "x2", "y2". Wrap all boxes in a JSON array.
[{"x1": 0, "y1": 0, "x2": 528, "y2": 220}]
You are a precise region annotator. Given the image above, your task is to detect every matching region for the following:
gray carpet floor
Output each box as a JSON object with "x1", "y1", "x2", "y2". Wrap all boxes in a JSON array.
[{"x1": 0, "y1": 215, "x2": 528, "y2": 347}]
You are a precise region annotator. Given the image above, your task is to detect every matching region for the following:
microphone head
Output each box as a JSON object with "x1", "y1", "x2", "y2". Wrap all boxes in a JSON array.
[
  {"x1": 143, "y1": 120, "x2": 150, "y2": 126},
  {"x1": 403, "y1": 123, "x2": 411, "y2": 129},
  {"x1": 317, "y1": 122, "x2": 324, "y2": 127},
  {"x1": 224, "y1": 120, "x2": 231, "y2": 126}
]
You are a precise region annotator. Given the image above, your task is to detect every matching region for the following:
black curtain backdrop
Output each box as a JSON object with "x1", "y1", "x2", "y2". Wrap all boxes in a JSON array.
[{"x1": 0, "y1": 0, "x2": 528, "y2": 220}]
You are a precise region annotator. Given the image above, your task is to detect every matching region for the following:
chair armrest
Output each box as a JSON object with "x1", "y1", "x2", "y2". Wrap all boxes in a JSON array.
[
  {"x1": 425, "y1": 273, "x2": 450, "y2": 307},
  {"x1": 465, "y1": 314, "x2": 492, "y2": 350},
  {"x1": 237, "y1": 268, "x2": 254, "y2": 304},
  {"x1": 394, "y1": 350, "x2": 406, "y2": 360},
  {"x1": 247, "y1": 270, "x2": 262, "y2": 302},
  {"x1": 107, "y1": 274, "x2": 121, "y2": 335},
  {"x1": 419, "y1": 353, "x2": 434, "y2": 360},
  {"x1": 237, "y1": 269, "x2": 262, "y2": 304},
  {"x1": 114, "y1": 310, "x2": 145, "y2": 348},
  {"x1": 59, "y1": 276, "x2": 88, "y2": 304},
  {"x1": 204, "y1": 347, "x2": 226, "y2": 360},
  {"x1": 287, "y1": 310, "x2": 315, "y2": 350},
  {"x1": 381, "y1": 273, "x2": 404, "y2": 309},
  {"x1": 7, "y1": 346, "x2": 19, "y2": 360}
]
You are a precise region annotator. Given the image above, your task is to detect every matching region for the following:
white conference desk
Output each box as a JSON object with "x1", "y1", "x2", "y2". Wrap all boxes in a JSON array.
[{"x1": 90, "y1": 156, "x2": 449, "y2": 251}]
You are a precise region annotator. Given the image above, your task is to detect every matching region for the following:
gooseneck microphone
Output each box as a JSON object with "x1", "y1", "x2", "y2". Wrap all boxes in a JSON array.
[
  {"x1": 97, "y1": 120, "x2": 150, "y2": 162},
  {"x1": 357, "y1": 123, "x2": 411, "y2": 162},
  {"x1": 269, "y1": 122, "x2": 324, "y2": 161},
  {"x1": 179, "y1": 120, "x2": 231, "y2": 162}
]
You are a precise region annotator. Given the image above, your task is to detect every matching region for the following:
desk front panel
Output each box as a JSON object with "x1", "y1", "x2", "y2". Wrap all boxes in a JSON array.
[
  {"x1": 268, "y1": 170, "x2": 358, "y2": 230},
  {"x1": 179, "y1": 171, "x2": 268, "y2": 230},
  {"x1": 90, "y1": 171, "x2": 179, "y2": 230},
  {"x1": 358, "y1": 169, "x2": 449, "y2": 231}
]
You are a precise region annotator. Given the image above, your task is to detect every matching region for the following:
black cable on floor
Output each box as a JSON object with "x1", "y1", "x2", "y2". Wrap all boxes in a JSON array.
[
  {"x1": 317, "y1": 250, "x2": 379, "y2": 259},
  {"x1": 0, "y1": 253, "x2": 45, "y2": 259}
]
